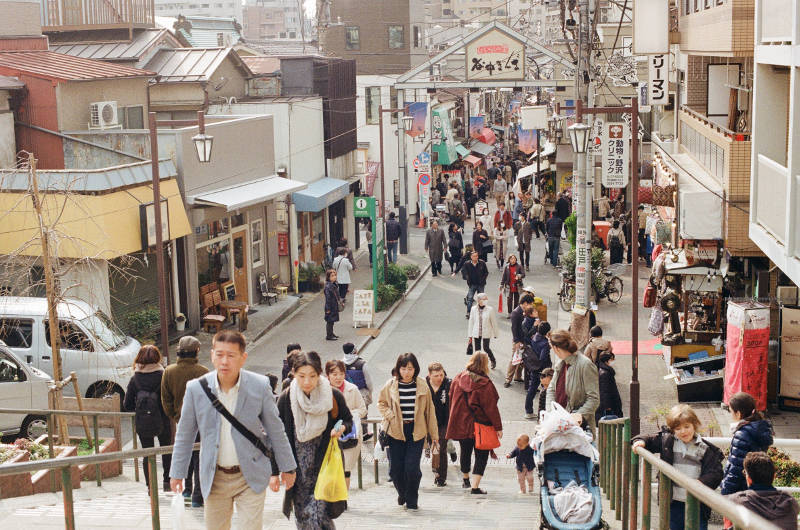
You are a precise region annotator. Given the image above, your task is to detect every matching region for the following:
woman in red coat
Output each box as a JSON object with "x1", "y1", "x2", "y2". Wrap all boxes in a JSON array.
[{"x1": 446, "y1": 351, "x2": 503, "y2": 495}]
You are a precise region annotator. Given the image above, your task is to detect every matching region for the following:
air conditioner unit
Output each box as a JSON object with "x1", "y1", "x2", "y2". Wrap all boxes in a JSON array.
[
  {"x1": 777, "y1": 286, "x2": 799, "y2": 306},
  {"x1": 88, "y1": 101, "x2": 120, "y2": 129}
]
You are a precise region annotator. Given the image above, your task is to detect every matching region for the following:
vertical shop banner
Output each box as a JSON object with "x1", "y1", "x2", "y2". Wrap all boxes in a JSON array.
[
  {"x1": 648, "y1": 54, "x2": 669, "y2": 106},
  {"x1": 725, "y1": 302, "x2": 771, "y2": 411},
  {"x1": 509, "y1": 100, "x2": 521, "y2": 116},
  {"x1": 469, "y1": 116, "x2": 485, "y2": 139},
  {"x1": 354, "y1": 196, "x2": 383, "y2": 308},
  {"x1": 431, "y1": 107, "x2": 458, "y2": 166},
  {"x1": 779, "y1": 307, "x2": 800, "y2": 404},
  {"x1": 517, "y1": 125, "x2": 538, "y2": 154},
  {"x1": 404, "y1": 102, "x2": 427, "y2": 138},
  {"x1": 602, "y1": 122, "x2": 630, "y2": 188},
  {"x1": 414, "y1": 151, "x2": 432, "y2": 217}
]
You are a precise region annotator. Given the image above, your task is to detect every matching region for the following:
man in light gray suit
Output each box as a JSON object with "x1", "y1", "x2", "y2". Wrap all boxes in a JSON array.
[{"x1": 170, "y1": 330, "x2": 297, "y2": 529}]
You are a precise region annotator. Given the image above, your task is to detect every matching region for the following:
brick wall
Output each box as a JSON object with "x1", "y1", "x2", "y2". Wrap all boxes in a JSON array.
[
  {"x1": 726, "y1": 200, "x2": 762, "y2": 256},
  {"x1": 685, "y1": 55, "x2": 754, "y2": 112}
]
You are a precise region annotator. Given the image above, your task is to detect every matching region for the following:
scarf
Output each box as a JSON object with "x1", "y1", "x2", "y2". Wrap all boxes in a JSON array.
[
  {"x1": 343, "y1": 352, "x2": 359, "y2": 366},
  {"x1": 290, "y1": 376, "x2": 333, "y2": 442},
  {"x1": 134, "y1": 363, "x2": 164, "y2": 374}
]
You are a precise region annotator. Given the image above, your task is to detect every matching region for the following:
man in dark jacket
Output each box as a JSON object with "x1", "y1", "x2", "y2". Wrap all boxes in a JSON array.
[
  {"x1": 453, "y1": 250, "x2": 489, "y2": 319},
  {"x1": 525, "y1": 322, "x2": 551, "y2": 418},
  {"x1": 426, "y1": 363, "x2": 453, "y2": 487},
  {"x1": 546, "y1": 212, "x2": 564, "y2": 267},
  {"x1": 161, "y1": 336, "x2": 209, "y2": 506},
  {"x1": 729, "y1": 452, "x2": 799, "y2": 530},
  {"x1": 385, "y1": 212, "x2": 402, "y2": 263},
  {"x1": 596, "y1": 352, "x2": 623, "y2": 422},
  {"x1": 555, "y1": 192, "x2": 570, "y2": 221},
  {"x1": 505, "y1": 294, "x2": 535, "y2": 387}
]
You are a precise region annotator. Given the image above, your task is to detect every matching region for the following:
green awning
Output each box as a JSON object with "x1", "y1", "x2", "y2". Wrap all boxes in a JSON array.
[{"x1": 456, "y1": 144, "x2": 470, "y2": 157}]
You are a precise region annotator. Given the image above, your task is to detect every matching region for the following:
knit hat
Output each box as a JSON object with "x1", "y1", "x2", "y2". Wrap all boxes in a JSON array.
[
  {"x1": 342, "y1": 343, "x2": 355, "y2": 355},
  {"x1": 177, "y1": 336, "x2": 201, "y2": 356}
]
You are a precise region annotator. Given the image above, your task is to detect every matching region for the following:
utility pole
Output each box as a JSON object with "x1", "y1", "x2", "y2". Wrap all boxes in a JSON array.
[{"x1": 572, "y1": 0, "x2": 592, "y2": 315}]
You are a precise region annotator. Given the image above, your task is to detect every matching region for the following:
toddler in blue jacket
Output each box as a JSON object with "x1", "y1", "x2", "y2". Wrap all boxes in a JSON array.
[{"x1": 506, "y1": 434, "x2": 536, "y2": 494}]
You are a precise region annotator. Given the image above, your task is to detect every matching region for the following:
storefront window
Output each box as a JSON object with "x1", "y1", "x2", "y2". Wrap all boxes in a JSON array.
[
  {"x1": 251, "y1": 219, "x2": 264, "y2": 266},
  {"x1": 312, "y1": 212, "x2": 324, "y2": 245},
  {"x1": 231, "y1": 213, "x2": 245, "y2": 228},
  {"x1": 195, "y1": 218, "x2": 229, "y2": 243},
  {"x1": 197, "y1": 239, "x2": 231, "y2": 287}
]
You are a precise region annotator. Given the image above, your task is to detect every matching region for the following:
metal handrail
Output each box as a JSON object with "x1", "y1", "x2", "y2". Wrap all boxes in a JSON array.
[
  {"x1": 633, "y1": 446, "x2": 780, "y2": 530},
  {"x1": 598, "y1": 418, "x2": 782, "y2": 530},
  {"x1": 0, "y1": 407, "x2": 134, "y2": 417},
  {"x1": 704, "y1": 436, "x2": 800, "y2": 449},
  {"x1": 680, "y1": 105, "x2": 751, "y2": 140}
]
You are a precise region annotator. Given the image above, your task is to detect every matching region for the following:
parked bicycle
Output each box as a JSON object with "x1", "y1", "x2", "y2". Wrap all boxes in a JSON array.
[
  {"x1": 558, "y1": 269, "x2": 575, "y2": 311},
  {"x1": 594, "y1": 264, "x2": 624, "y2": 304}
]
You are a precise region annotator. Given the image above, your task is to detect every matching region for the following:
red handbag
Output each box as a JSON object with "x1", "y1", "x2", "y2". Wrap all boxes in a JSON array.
[
  {"x1": 498, "y1": 293, "x2": 503, "y2": 314},
  {"x1": 474, "y1": 422, "x2": 501, "y2": 450},
  {"x1": 643, "y1": 282, "x2": 657, "y2": 308},
  {"x1": 638, "y1": 186, "x2": 653, "y2": 205}
]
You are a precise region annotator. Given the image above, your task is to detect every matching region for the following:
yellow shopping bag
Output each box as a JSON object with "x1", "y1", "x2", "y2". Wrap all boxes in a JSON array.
[{"x1": 313, "y1": 438, "x2": 348, "y2": 502}]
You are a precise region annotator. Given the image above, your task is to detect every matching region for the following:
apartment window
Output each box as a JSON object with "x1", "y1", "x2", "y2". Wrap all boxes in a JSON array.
[
  {"x1": 251, "y1": 219, "x2": 264, "y2": 267},
  {"x1": 365, "y1": 86, "x2": 381, "y2": 125},
  {"x1": 413, "y1": 25, "x2": 421, "y2": 48},
  {"x1": 345, "y1": 26, "x2": 360, "y2": 50},
  {"x1": 390, "y1": 86, "x2": 398, "y2": 123},
  {"x1": 388, "y1": 25, "x2": 404, "y2": 49},
  {"x1": 123, "y1": 105, "x2": 144, "y2": 129}
]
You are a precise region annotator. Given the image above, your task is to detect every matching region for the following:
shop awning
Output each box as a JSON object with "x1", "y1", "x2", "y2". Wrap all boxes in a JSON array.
[
  {"x1": 491, "y1": 125, "x2": 505, "y2": 133},
  {"x1": 0, "y1": 179, "x2": 190, "y2": 260},
  {"x1": 463, "y1": 155, "x2": 482, "y2": 167},
  {"x1": 189, "y1": 175, "x2": 307, "y2": 212},
  {"x1": 471, "y1": 141, "x2": 494, "y2": 157},
  {"x1": 292, "y1": 177, "x2": 350, "y2": 212},
  {"x1": 456, "y1": 144, "x2": 471, "y2": 157},
  {"x1": 517, "y1": 161, "x2": 551, "y2": 179},
  {"x1": 477, "y1": 127, "x2": 496, "y2": 145}
]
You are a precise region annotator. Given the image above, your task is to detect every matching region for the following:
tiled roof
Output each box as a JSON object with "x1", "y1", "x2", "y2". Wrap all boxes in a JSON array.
[
  {"x1": 0, "y1": 51, "x2": 154, "y2": 81},
  {"x1": 143, "y1": 47, "x2": 251, "y2": 82},
  {"x1": 240, "y1": 55, "x2": 280, "y2": 75},
  {"x1": 50, "y1": 29, "x2": 181, "y2": 65}
]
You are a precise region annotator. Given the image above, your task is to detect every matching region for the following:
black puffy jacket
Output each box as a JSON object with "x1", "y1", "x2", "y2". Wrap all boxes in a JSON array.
[{"x1": 720, "y1": 419, "x2": 773, "y2": 495}]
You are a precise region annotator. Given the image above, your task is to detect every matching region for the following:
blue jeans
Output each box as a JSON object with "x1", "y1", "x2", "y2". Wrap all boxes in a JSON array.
[
  {"x1": 669, "y1": 500, "x2": 708, "y2": 530},
  {"x1": 525, "y1": 370, "x2": 541, "y2": 415},
  {"x1": 547, "y1": 237, "x2": 560, "y2": 267},
  {"x1": 466, "y1": 284, "x2": 484, "y2": 316},
  {"x1": 387, "y1": 241, "x2": 398, "y2": 263},
  {"x1": 388, "y1": 422, "x2": 424, "y2": 508}
]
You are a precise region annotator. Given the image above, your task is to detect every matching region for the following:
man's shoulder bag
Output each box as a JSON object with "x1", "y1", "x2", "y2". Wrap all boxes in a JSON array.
[{"x1": 199, "y1": 378, "x2": 275, "y2": 463}]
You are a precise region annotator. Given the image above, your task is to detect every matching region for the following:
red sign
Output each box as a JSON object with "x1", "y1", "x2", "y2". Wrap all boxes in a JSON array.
[
  {"x1": 277, "y1": 232, "x2": 289, "y2": 256},
  {"x1": 477, "y1": 45, "x2": 509, "y2": 54}
]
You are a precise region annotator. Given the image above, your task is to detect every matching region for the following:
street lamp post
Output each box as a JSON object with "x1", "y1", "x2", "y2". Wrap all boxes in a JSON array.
[
  {"x1": 148, "y1": 110, "x2": 213, "y2": 363},
  {"x1": 556, "y1": 97, "x2": 641, "y2": 435},
  {"x1": 378, "y1": 104, "x2": 414, "y2": 278}
]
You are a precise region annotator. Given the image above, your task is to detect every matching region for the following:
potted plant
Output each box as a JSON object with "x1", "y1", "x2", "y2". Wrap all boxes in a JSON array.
[{"x1": 175, "y1": 313, "x2": 186, "y2": 332}]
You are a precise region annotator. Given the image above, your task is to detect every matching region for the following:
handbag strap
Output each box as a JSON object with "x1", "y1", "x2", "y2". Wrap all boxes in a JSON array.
[{"x1": 199, "y1": 377, "x2": 274, "y2": 460}]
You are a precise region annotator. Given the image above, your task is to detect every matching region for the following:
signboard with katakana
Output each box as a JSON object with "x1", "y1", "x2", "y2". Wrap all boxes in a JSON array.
[
  {"x1": 602, "y1": 122, "x2": 630, "y2": 188},
  {"x1": 648, "y1": 54, "x2": 669, "y2": 106}
]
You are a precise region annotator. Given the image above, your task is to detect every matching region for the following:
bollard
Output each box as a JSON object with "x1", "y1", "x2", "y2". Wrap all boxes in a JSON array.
[
  {"x1": 658, "y1": 472, "x2": 672, "y2": 530},
  {"x1": 148, "y1": 456, "x2": 160, "y2": 530},
  {"x1": 93, "y1": 415, "x2": 101, "y2": 487},
  {"x1": 642, "y1": 459, "x2": 652, "y2": 530},
  {"x1": 685, "y1": 492, "x2": 700, "y2": 530},
  {"x1": 62, "y1": 466, "x2": 76, "y2": 530}
]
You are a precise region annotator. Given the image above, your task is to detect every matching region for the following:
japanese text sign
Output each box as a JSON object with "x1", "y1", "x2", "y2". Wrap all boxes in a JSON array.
[
  {"x1": 602, "y1": 122, "x2": 630, "y2": 188},
  {"x1": 465, "y1": 29, "x2": 525, "y2": 81},
  {"x1": 648, "y1": 54, "x2": 669, "y2": 106}
]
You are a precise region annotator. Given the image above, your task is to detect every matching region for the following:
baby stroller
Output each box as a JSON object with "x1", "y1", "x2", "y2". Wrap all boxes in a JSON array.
[{"x1": 534, "y1": 404, "x2": 604, "y2": 530}]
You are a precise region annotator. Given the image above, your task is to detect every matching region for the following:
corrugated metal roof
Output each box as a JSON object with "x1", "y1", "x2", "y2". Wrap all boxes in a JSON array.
[
  {"x1": 144, "y1": 47, "x2": 251, "y2": 82},
  {"x1": 0, "y1": 75, "x2": 24, "y2": 90},
  {"x1": 241, "y1": 56, "x2": 280, "y2": 75},
  {"x1": 244, "y1": 40, "x2": 320, "y2": 57},
  {"x1": 50, "y1": 29, "x2": 181, "y2": 63},
  {"x1": 0, "y1": 160, "x2": 177, "y2": 193},
  {"x1": 0, "y1": 51, "x2": 154, "y2": 81}
]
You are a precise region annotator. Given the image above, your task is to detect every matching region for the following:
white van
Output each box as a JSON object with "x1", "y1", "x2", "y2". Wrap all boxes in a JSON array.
[
  {"x1": 0, "y1": 297, "x2": 141, "y2": 401},
  {"x1": 0, "y1": 342, "x2": 50, "y2": 438}
]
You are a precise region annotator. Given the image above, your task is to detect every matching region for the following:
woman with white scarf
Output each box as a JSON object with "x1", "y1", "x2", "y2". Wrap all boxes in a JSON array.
[
  {"x1": 122, "y1": 345, "x2": 170, "y2": 493},
  {"x1": 467, "y1": 292, "x2": 499, "y2": 369},
  {"x1": 277, "y1": 351, "x2": 353, "y2": 529}
]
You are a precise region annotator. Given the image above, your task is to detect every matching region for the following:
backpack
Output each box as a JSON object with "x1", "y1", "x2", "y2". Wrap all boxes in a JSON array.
[
  {"x1": 135, "y1": 388, "x2": 163, "y2": 437},
  {"x1": 609, "y1": 232, "x2": 622, "y2": 249},
  {"x1": 345, "y1": 358, "x2": 368, "y2": 390}
]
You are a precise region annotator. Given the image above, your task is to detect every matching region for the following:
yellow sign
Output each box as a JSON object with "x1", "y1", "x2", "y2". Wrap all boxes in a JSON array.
[{"x1": 465, "y1": 29, "x2": 525, "y2": 81}]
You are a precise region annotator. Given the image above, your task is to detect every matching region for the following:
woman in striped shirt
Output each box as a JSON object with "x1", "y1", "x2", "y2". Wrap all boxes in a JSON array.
[{"x1": 377, "y1": 353, "x2": 439, "y2": 511}]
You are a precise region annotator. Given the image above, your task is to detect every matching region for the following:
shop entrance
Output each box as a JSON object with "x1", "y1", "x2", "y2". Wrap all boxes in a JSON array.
[
  {"x1": 232, "y1": 229, "x2": 249, "y2": 303},
  {"x1": 328, "y1": 200, "x2": 345, "y2": 246}
]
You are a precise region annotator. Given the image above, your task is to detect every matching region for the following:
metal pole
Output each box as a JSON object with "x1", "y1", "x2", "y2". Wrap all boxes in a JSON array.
[
  {"x1": 398, "y1": 92, "x2": 409, "y2": 255},
  {"x1": 148, "y1": 455, "x2": 161, "y2": 529},
  {"x1": 622, "y1": 419, "x2": 631, "y2": 529},
  {"x1": 93, "y1": 415, "x2": 101, "y2": 487},
  {"x1": 643, "y1": 459, "x2": 652, "y2": 530},
  {"x1": 378, "y1": 106, "x2": 388, "y2": 281},
  {"x1": 574, "y1": 99, "x2": 591, "y2": 310},
  {"x1": 630, "y1": 96, "x2": 641, "y2": 436},
  {"x1": 149, "y1": 112, "x2": 171, "y2": 364},
  {"x1": 658, "y1": 472, "x2": 672, "y2": 530}
]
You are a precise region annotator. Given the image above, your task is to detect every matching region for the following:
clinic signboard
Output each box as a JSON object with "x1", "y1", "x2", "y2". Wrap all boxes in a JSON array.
[{"x1": 465, "y1": 29, "x2": 525, "y2": 81}]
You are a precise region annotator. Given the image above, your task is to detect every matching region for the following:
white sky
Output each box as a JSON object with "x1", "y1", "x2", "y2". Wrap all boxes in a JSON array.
[{"x1": 304, "y1": 0, "x2": 315, "y2": 17}]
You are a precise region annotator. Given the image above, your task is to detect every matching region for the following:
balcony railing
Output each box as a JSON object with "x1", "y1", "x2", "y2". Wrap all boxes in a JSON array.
[
  {"x1": 760, "y1": 0, "x2": 794, "y2": 43},
  {"x1": 42, "y1": 0, "x2": 154, "y2": 32},
  {"x1": 754, "y1": 154, "x2": 789, "y2": 242}
]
